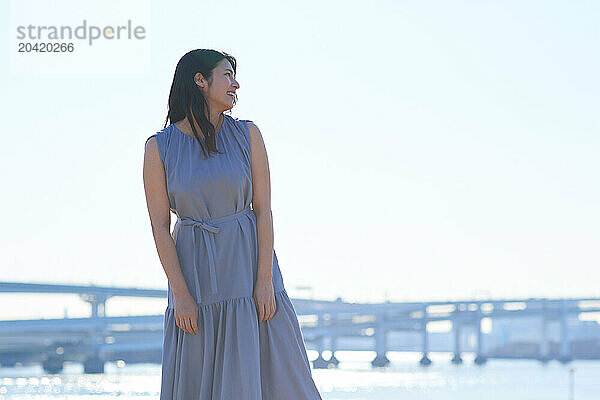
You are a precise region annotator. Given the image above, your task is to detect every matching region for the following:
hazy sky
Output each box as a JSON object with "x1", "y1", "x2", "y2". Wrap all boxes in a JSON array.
[{"x1": 1, "y1": 0, "x2": 598, "y2": 319}]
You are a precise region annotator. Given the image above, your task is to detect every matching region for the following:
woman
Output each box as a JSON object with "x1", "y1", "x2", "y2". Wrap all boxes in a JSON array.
[{"x1": 143, "y1": 49, "x2": 323, "y2": 399}]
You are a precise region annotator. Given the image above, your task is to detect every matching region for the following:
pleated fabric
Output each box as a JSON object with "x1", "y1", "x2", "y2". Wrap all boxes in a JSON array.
[{"x1": 146, "y1": 114, "x2": 322, "y2": 399}]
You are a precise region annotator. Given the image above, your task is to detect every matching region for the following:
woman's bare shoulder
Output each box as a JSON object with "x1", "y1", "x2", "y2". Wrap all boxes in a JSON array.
[
  {"x1": 144, "y1": 135, "x2": 159, "y2": 157},
  {"x1": 244, "y1": 121, "x2": 263, "y2": 142}
]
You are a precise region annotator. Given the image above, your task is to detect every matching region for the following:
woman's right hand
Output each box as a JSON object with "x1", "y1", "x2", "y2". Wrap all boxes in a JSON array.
[{"x1": 174, "y1": 292, "x2": 199, "y2": 335}]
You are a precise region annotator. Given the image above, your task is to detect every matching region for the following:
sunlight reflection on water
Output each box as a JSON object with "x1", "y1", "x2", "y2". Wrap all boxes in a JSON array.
[{"x1": 1, "y1": 352, "x2": 600, "y2": 400}]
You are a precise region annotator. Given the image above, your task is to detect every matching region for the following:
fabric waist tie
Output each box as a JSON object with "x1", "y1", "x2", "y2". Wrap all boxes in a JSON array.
[{"x1": 175, "y1": 206, "x2": 253, "y2": 304}]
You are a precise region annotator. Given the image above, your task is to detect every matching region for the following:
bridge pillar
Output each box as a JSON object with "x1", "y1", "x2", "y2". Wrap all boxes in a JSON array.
[
  {"x1": 327, "y1": 338, "x2": 340, "y2": 367},
  {"x1": 311, "y1": 340, "x2": 329, "y2": 369},
  {"x1": 474, "y1": 306, "x2": 487, "y2": 365},
  {"x1": 451, "y1": 320, "x2": 462, "y2": 365},
  {"x1": 84, "y1": 355, "x2": 105, "y2": 374},
  {"x1": 537, "y1": 302, "x2": 551, "y2": 363},
  {"x1": 558, "y1": 300, "x2": 573, "y2": 364},
  {"x1": 79, "y1": 294, "x2": 108, "y2": 373},
  {"x1": 80, "y1": 294, "x2": 107, "y2": 318},
  {"x1": 312, "y1": 313, "x2": 329, "y2": 369},
  {"x1": 42, "y1": 354, "x2": 64, "y2": 374},
  {"x1": 84, "y1": 332, "x2": 106, "y2": 374},
  {"x1": 327, "y1": 315, "x2": 340, "y2": 367},
  {"x1": 419, "y1": 305, "x2": 432, "y2": 366},
  {"x1": 371, "y1": 313, "x2": 390, "y2": 367}
]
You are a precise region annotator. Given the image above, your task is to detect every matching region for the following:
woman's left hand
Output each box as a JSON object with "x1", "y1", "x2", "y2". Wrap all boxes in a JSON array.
[{"x1": 253, "y1": 278, "x2": 276, "y2": 323}]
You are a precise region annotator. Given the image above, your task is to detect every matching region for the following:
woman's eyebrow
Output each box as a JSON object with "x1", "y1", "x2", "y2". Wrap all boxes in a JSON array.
[{"x1": 225, "y1": 68, "x2": 235, "y2": 75}]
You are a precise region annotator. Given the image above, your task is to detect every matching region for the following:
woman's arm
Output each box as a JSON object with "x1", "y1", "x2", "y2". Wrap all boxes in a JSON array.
[
  {"x1": 247, "y1": 121, "x2": 276, "y2": 322},
  {"x1": 143, "y1": 137, "x2": 198, "y2": 334},
  {"x1": 247, "y1": 122, "x2": 274, "y2": 281}
]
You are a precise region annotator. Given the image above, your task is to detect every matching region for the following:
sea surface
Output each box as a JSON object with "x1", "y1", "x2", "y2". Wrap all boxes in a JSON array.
[{"x1": 1, "y1": 351, "x2": 598, "y2": 400}]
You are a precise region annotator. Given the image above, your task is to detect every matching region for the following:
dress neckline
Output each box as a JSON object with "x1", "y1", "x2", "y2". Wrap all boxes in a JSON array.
[{"x1": 172, "y1": 114, "x2": 229, "y2": 140}]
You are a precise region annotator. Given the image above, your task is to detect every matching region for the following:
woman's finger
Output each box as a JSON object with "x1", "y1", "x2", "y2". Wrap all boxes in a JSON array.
[
  {"x1": 179, "y1": 316, "x2": 188, "y2": 334},
  {"x1": 185, "y1": 316, "x2": 194, "y2": 334},
  {"x1": 270, "y1": 297, "x2": 277, "y2": 320},
  {"x1": 177, "y1": 316, "x2": 185, "y2": 333},
  {"x1": 191, "y1": 315, "x2": 199, "y2": 334},
  {"x1": 257, "y1": 302, "x2": 263, "y2": 322},
  {"x1": 268, "y1": 298, "x2": 276, "y2": 320}
]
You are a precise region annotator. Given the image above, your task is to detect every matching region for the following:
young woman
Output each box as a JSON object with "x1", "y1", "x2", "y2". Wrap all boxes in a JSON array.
[{"x1": 143, "y1": 49, "x2": 323, "y2": 399}]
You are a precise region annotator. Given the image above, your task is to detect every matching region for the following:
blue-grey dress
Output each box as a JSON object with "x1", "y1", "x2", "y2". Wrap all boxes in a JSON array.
[{"x1": 146, "y1": 114, "x2": 322, "y2": 400}]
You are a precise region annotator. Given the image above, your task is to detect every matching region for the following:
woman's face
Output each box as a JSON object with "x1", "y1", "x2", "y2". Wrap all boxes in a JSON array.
[{"x1": 198, "y1": 58, "x2": 240, "y2": 113}]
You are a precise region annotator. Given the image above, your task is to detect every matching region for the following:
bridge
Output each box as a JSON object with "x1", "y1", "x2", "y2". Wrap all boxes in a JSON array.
[{"x1": 1, "y1": 281, "x2": 599, "y2": 374}]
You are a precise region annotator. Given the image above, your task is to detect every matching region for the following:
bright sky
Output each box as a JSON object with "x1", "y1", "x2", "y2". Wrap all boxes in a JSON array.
[{"x1": 1, "y1": 0, "x2": 599, "y2": 319}]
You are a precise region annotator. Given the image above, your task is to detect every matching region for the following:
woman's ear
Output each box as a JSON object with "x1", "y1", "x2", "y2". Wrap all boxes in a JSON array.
[{"x1": 194, "y1": 72, "x2": 205, "y2": 88}]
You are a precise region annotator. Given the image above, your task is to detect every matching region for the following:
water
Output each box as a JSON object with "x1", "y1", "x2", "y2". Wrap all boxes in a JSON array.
[{"x1": 1, "y1": 352, "x2": 599, "y2": 399}]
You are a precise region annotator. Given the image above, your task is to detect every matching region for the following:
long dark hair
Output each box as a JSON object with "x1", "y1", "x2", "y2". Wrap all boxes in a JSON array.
[{"x1": 164, "y1": 49, "x2": 237, "y2": 158}]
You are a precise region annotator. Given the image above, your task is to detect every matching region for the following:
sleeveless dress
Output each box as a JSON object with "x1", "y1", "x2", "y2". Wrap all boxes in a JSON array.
[{"x1": 146, "y1": 114, "x2": 322, "y2": 400}]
